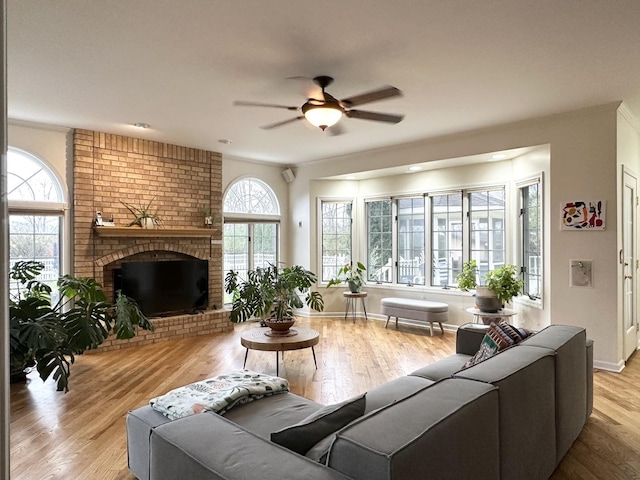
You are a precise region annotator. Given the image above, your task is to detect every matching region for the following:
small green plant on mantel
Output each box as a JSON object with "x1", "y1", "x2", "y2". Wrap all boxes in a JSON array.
[
  {"x1": 9, "y1": 260, "x2": 154, "y2": 392},
  {"x1": 121, "y1": 196, "x2": 163, "y2": 228},
  {"x1": 327, "y1": 261, "x2": 367, "y2": 293}
]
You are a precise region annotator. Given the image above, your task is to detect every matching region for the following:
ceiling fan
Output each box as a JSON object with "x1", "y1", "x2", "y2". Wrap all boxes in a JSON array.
[{"x1": 233, "y1": 76, "x2": 404, "y2": 132}]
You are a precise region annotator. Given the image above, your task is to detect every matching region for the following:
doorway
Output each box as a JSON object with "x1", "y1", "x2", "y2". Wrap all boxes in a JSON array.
[{"x1": 622, "y1": 168, "x2": 638, "y2": 361}]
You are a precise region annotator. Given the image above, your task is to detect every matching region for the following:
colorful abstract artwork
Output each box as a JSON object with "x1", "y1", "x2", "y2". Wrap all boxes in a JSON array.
[{"x1": 561, "y1": 200, "x2": 606, "y2": 230}]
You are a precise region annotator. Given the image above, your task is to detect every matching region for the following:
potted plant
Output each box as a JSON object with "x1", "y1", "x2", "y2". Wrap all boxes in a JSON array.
[
  {"x1": 121, "y1": 196, "x2": 163, "y2": 229},
  {"x1": 327, "y1": 261, "x2": 367, "y2": 293},
  {"x1": 224, "y1": 264, "x2": 324, "y2": 334},
  {"x1": 456, "y1": 261, "x2": 524, "y2": 313},
  {"x1": 9, "y1": 260, "x2": 154, "y2": 392}
]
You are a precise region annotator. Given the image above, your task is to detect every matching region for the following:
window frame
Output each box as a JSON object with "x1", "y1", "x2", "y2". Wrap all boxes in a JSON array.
[
  {"x1": 517, "y1": 174, "x2": 544, "y2": 306},
  {"x1": 318, "y1": 198, "x2": 355, "y2": 284},
  {"x1": 7, "y1": 147, "x2": 68, "y2": 282}
]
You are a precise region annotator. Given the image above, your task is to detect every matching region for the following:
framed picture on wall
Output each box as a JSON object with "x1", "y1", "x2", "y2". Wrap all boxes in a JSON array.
[{"x1": 561, "y1": 200, "x2": 606, "y2": 230}]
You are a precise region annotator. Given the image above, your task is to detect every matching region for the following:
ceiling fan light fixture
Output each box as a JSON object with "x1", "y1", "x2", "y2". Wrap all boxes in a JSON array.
[{"x1": 302, "y1": 104, "x2": 343, "y2": 131}]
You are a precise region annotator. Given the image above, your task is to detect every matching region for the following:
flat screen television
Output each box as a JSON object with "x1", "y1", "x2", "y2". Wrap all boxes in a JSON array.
[{"x1": 118, "y1": 259, "x2": 208, "y2": 317}]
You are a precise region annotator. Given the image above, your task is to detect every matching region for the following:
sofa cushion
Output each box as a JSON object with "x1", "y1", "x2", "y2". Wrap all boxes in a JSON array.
[
  {"x1": 454, "y1": 345, "x2": 557, "y2": 480},
  {"x1": 409, "y1": 354, "x2": 471, "y2": 381},
  {"x1": 328, "y1": 378, "x2": 500, "y2": 480},
  {"x1": 271, "y1": 393, "x2": 366, "y2": 455},
  {"x1": 363, "y1": 374, "x2": 434, "y2": 413},
  {"x1": 223, "y1": 392, "x2": 321, "y2": 439}
]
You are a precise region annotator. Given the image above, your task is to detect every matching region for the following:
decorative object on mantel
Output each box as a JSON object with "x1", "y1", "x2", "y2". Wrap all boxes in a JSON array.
[
  {"x1": 456, "y1": 260, "x2": 524, "y2": 313},
  {"x1": 199, "y1": 206, "x2": 220, "y2": 229},
  {"x1": 224, "y1": 264, "x2": 324, "y2": 335},
  {"x1": 9, "y1": 260, "x2": 154, "y2": 392},
  {"x1": 121, "y1": 196, "x2": 163, "y2": 229},
  {"x1": 327, "y1": 261, "x2": 366, "y2": 293},
  {"x1": 561, "y1": 200, "x2": 606, "y2": 230}
]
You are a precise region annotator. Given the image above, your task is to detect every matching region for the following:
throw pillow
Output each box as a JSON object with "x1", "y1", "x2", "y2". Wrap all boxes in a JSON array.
[
  {"x1": 271, "y1": 393, "x2": 366, "y2": 455},
  {"x1": 461, "y1": 320, "x2": 531, "y2": 369}
]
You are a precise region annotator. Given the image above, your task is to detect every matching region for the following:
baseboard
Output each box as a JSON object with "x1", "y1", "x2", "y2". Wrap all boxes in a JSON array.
[{"x1": 593, "y1": 359, "x2": 625, "y2": 372}]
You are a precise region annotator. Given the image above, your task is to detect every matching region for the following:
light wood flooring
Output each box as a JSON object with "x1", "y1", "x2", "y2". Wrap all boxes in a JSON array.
[{"x1": 9, "y1": 317, "x2": 640, "y2": 479}]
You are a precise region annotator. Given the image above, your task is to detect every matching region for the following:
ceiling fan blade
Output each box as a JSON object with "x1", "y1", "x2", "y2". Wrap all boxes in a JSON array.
[
  {"x1": 346, "y1": 110, "x2": 404, "y2": 123},
  {"x1": 234, "y1": 100, "x2": 299, "y2": 111},
  {"x1": 260, "y1": 116, "x2": 305, "y2": 130},
  {"x1": 340, "y1": 86, "x2": 402, "y2": 107}
]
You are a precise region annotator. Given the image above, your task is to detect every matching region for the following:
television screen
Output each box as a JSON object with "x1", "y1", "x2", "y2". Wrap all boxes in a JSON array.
[{"x1": 119, "y1": 259, "x2": 208, "y2": 317}]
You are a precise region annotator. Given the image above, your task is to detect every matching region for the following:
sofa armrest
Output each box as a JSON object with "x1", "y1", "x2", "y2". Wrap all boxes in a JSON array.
[
  {"x1": 456, "y1": 323, "x2": 488, "y2": 355},
  {"x1": 150, "y1": 412, "x2": 351, "y2": 480}
]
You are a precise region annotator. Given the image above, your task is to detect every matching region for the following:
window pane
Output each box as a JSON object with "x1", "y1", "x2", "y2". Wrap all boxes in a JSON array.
[
  {"x1": 9, "y1": 215, "x2": 61, "y2": 296},
  {"x1": 322, "y1": 201, "x2": 352, "y2": 282},
  {"x1": 470, "y1": 189, "x2": 505, "y2": 281},
  {"x1": 253, "y1": 223, "x2": 277, "y2": 268},
  {"x1": 7, "y1": 149, "x2": 63, "y2": 202},
  {"x1": 431, "y1": 193, "x2": 462, "y2": 286},
  {"x1": 397, "y1": 198, "x2": 425, "y2": 285},
  {"x1": 522, "y1": 183, "x2": 542, "y2": 299},
  {"x1": 367, "y1": 200, "x2": 392, "y2": 283},
  {"x1": 223, "y1": 178, "x2": 280, "y2": 215}
]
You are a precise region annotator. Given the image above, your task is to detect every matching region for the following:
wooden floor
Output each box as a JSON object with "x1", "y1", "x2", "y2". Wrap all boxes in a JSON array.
[{"x1": 9, "y1": 317, "x2": 640, "y2": 479}]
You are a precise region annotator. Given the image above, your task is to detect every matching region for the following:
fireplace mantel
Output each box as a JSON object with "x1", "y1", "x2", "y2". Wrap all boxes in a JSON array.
[{"x1": 93, "y1": 226, "x2": 219, "y2": 238}]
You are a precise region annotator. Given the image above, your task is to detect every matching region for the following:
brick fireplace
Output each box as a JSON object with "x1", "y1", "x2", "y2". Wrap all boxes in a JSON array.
[{"x1": 73, "y1": 129, "x2": 232, "y2": 351}]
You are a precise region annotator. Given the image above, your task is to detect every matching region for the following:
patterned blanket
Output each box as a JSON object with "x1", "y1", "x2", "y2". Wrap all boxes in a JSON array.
[{"x1": 150, "y1": 370, "x2": 290, "y2": 420}]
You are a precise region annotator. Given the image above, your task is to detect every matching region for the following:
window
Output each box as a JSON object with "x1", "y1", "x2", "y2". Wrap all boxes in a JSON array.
[
  {"x1": 321, "y1": 200, "x2": 352, "y2": 282},
  {"x1": 8, "y1": 148, "x2": 65, "y2": 293},
  {"x1": 469, "y1": 189, "x2": 505, "y2": 280},
  {"x1": 519, "y1": 179, "x2": 542, "y2": 301},
  {"x1": 397, "y1": 197, "x2": 425, "y2": 285},
  {"x1": 431, "y1": 193, "x2": 462, "y2": 287},
  {"x1": 223, "y1": 178, "x2": 280, "y2": 302},
  {"x1": 366, "y1": 199, "x2": 393, "y2": 283}
]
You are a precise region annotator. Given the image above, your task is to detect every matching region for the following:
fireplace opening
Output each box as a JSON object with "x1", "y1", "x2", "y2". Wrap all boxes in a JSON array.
[{"x1": 113, "y1": 259, "x2": 209, "y2": 317}]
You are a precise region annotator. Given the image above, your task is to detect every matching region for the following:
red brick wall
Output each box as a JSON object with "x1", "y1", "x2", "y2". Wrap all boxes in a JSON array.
[{"x1": 72, "y1": 129, "x2": 232, "y2": 347}]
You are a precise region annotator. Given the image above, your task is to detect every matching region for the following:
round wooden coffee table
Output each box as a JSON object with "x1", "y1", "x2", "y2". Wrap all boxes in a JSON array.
[{"x1": 240, "y1": 326, "x2": 320, "y2": 376}]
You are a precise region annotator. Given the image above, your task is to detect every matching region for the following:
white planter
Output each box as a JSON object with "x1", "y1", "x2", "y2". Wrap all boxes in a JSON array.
[{"x1": 141, "y1": 217, "x2": 155, "y2": 229}]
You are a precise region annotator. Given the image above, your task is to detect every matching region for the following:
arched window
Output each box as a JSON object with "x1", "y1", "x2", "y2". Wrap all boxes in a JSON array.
[
  {"x1": 223, "y1": 178, "x2": 280, "y2": 301},
  {"x1": 223, "y1": 177, "x2": 279, "y2": 215},
  {"x1": 8, "y1": 148, "x2": 66, "y2": 287}
]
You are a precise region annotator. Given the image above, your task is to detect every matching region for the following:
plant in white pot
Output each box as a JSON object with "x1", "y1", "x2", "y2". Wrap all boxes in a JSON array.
[
  {"x1": 121, "y1": 196, "x2": 163, "y2": 229},
  {"x1": 457, "y1": 261, "x2": 524, "y2": 313},
  {"x1": 224, "y1": 264, "x2": 324, "y2": 334}
]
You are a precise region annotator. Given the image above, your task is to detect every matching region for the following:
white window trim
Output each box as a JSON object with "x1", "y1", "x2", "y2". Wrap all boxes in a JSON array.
[
  {"x1": 317, "y1": 197, "x2": 356, "y2": 285},
  {"x1": 515, "y1": 173, "x2": 544, "y2": 308}
]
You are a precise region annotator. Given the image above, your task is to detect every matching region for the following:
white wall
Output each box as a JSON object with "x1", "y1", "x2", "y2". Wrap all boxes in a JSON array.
[{"x1": 291, "y1": 103, "x2": 622, "y2": 370}]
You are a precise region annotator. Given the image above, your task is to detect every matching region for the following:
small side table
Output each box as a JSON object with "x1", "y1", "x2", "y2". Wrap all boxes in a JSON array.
[
  {"x1": 343, "y1": 291, "x2": 368, "y2": 323},
  {"x1": 466, "y1": 307, "x2": 517, "y2": 325}
]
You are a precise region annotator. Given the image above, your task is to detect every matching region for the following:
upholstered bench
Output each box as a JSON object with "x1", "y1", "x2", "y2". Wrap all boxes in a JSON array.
[{"x1": 381, "y1": 297, "x2": 448, "y2": 336}]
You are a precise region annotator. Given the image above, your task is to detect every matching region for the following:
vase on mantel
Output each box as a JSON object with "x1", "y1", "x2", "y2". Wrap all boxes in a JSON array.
[{"x1": 141, "y1": 217, "x2": 155, "y2": 229}]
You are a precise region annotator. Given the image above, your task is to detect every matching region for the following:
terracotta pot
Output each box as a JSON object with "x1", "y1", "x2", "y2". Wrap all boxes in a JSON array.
[{"x1": 264, "y1": 318, "x2": 296, "y2": 333}]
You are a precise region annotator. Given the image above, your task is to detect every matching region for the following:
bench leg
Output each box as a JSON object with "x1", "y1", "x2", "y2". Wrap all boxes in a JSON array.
[
  {"x1": 429, "y1": 322, "x2": 434, "y2": 336},
  {"x1": 439, "y1": 322, "x2": 444, "y2": 335},
  {"x1": 385, "y1": 315, "x2": 391, "y2": 328},
  {"x1": 395, "y1": 317, "x2": 399, "y2": 328}
]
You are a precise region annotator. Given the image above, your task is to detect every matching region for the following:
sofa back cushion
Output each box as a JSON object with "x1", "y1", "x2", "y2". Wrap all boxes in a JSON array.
[
  {"x1": 520, "y1": 324, "x2": 589, "y2": 463},
  {"x1": 454, "y1": 345, "x2": 557, "y2": 480},
  {"x1": 328, "y1": 378, "x2": 500, "y2": 480}
]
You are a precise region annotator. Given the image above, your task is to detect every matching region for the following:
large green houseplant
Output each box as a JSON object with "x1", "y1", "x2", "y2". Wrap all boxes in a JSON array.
[
  {"x1": 456, "y1": 260, "x2": 524, "y2": 312},
  {"x1": 224, "y1": 264, "x2": 324, "y2": 332},
  {"x1": 9, "y1": 260, "x2": 154, "y2": 392}
]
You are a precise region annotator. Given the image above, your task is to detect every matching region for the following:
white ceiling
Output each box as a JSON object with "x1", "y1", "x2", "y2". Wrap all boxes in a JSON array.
[{"x1": 7, "y1": 0, "x2": 640, "y2": 166}]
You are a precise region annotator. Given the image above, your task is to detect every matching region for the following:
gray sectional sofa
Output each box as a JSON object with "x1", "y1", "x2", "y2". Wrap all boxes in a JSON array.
[{"x1": 126, "y1": 323, "x2": 593, "y2": 480}]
